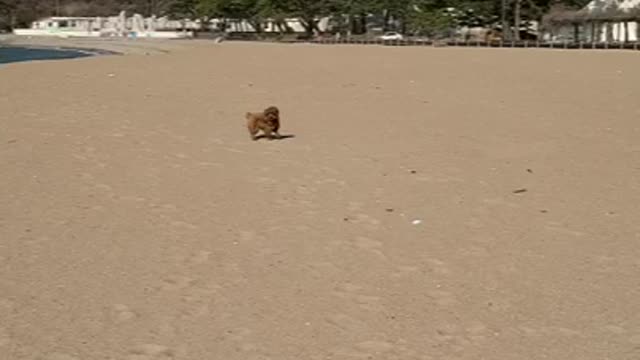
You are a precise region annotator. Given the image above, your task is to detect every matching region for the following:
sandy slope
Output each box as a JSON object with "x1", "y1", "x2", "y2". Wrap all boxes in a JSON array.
[{"x1": 1, "y1": 42, "x2": 639, "y2": 360}]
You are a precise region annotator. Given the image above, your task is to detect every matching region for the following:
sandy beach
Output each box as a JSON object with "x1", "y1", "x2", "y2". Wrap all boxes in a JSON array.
[{"x1": 1, "y1": 40, "x2": 639, "y2": 360}]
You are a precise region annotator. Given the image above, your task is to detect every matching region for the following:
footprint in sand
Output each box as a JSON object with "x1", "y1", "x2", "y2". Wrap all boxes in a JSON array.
[
  {"x1": 603, "y1": 325, "x2": 626, "y2": 334},
  {"x1": 307, "y1": 261, "x2": 342, "y2": 278},
  {"x1": 157, "y1": 275, "x2": 195, "y2": 291},
  {"x1": 328, "y1": 348, "x2": 373, "y2": 359},
  {"x1": 0, "y1": 326, "x2": 11, "y2": 348},
  {"x1": 544, "y1": 222, "x2": 585, "y2": 237},
  {"x1": 356, "y1": 340, "x2": 394, "y2": 354},
  {"x1": 433, "y1": 323, "x2": 486, "y2": 353},
  {"x1": 111, "y1": 304, "x2": 137, "y2": 323},
  {"x1": 543, "y1": 326, "x2": 582, "y2": 337},
  {"x1": 354, "y1": 214, "x2": 381, "y2": 228},
  {"x1": 465, "y1": 322, "x2": 490, "y2": 344},
  {"x1": 425, "y1": 258, "x2": 452, "y2": 275},
  {"x1": 169, "y1": 220, "x2": 198, "y2": 230},
  {"x1": 354, "y1": 294, "x2": 384, "y2": 312},
  {"x1": 347, "y1": 201, "x2": 363, "y2": 212},
  {"x1": 353, "y1": 236, "x2": 387, "y2": 259},
  {"x1": 42, "y1": 353, "x2": 80, "y2": 360},
  {"x1": 628, "y1": 334, "x2": 640, "y2": 345},
  {"x1": 128, "y1": 344, "x2": 175, "y2": 360},
  {"x1": 224, "y1": 327, "x2": 254, "y2": 344},
  {"x1": 187, "y1": 250, "x2": 211, "y2": 265},
  {"x1": 149, "y1": 316, "x2": 177, "y2": 338},
  {"x1": 427, "y1": 289, "x2": 458, "y2": 307},
  {"x1": 325, "y1": 313, "x2": 366, "y2": 333},
  {"x1": 518, "y1": 325, "x2": 581, "y2": 338},
  {"x1": 332, "y1": 283, "x2": 384, "y2": 312},
  {"x1": 0, "y1": 297, "x2": 15, "y2": 312},
  {"x1": 333, "y1": 283, "x2": 364, "y2": 295},
  {"x1": 180, "y1": 285, "x2": 220, "y2": 318},
  {"x1": 94, "y1": 183, "x2": 113, "y2": 192},
  {"x1": 239, "y1": 230, "x2": 262, "y2": 242}
]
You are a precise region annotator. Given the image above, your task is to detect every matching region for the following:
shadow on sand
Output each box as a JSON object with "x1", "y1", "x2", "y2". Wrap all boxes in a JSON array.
[{"x1": 254, "y1": 134, "x2": 295, "y2": 141}]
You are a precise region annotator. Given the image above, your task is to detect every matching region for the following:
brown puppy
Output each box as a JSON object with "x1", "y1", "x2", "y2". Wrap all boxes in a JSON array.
[{"x1": 246, "y1": 106, "x2": 281, "y2": 141}]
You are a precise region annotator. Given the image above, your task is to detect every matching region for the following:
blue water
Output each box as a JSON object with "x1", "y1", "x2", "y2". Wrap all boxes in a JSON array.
[{"x1": 0, "y1": 46, "x2": 93, "y2": 64}]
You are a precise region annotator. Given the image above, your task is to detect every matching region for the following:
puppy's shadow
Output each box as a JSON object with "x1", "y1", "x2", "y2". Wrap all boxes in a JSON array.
[{"x1": 255, "y1": 134, "x2": 296, "y2": 141}]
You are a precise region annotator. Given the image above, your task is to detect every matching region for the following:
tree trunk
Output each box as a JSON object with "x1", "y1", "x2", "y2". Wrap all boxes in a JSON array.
[
  {"x1": 302, "y1": 18, "x2": 317, "y2": 38},
  {"x1": 383, "y1": 10, "x2": 390, "y2": 32},
  {"x1": 501, "y1": 0, "x2": 511, "y2": 40},
  {"x1": 590, "y1": 21, "x2": 595, "y2": 42},
  {"x1": 360, "y1": 12, "x2": 367, "y2": 34},
  {"x1": 250, "y1": 19, "x2": 263, "y2": 34},
  {"x1": 513, "y1": 0, "x2": 521, "y2": 40},
  {"x1": 573, "y1": 23, "x2": 579, "y2": 43}
]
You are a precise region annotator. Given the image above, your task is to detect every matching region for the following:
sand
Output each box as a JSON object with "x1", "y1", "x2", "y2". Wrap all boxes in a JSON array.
[{"x1": 1, "y1": 41, "x2": 640, "y2": 360}]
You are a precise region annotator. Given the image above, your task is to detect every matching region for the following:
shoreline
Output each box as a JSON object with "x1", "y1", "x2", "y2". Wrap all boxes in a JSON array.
[
  {"x1": 0, "y1": 34, "x2": 197, "y2": 55},
  {"x1": 0, "y1": 43, "x2": 122, "y2": 56}
]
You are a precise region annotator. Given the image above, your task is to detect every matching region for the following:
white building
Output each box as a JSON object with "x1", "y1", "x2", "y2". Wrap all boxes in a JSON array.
[
  {"x1": 546, "y1": 0, "x2": 640, "y2": 42},
  {"x1": 13, "y1": 12, "x2": 194, "y2": 39}
]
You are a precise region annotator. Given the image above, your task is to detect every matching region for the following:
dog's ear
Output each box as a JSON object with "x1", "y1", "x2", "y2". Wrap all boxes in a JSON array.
[
  {"x1": 245, "y1": 112, "x2": 253, "y2": 119},
  {"x1": 264, "y1": 106, "x2": 279, "y2": 116}
]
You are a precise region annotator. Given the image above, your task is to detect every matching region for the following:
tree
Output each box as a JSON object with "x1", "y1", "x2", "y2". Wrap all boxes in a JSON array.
[
  {"x1": 408, "y1": 6, "x2": 455, "y2": 37},
  {"x1": 218, "y1": 0, "x2": 272, "y2": 33},
  {"x1": 272, "y1": 0, "x2": 332, "y2": 37}
]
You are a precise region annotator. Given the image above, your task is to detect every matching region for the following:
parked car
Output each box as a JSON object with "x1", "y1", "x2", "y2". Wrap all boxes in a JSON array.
[{"x1": 378, "y1": 32, "x2": 404, "y2": 41}]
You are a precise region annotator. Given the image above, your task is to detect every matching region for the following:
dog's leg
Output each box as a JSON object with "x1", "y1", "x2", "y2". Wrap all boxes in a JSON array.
[
  {"x1": 247, "y1": 123, "x2": 259, "y2": 140},
  {"x1": 262, "y1": 124, "x2": 277, "y2": 140},
  {"x1": 269, "y1": 122, "x2": 281, "y2": 139}
]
